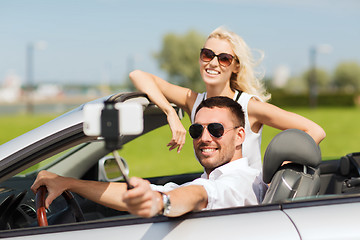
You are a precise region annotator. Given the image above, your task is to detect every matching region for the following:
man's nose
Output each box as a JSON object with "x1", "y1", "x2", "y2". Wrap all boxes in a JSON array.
[{"x1": 200, "y1": 127, "x2": 212, "y2": 142}]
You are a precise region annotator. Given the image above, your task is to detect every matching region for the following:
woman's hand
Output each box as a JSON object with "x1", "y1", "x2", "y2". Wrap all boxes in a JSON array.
[{"x1": 166, "y1": 111, "x2": 187, "y2": 153}]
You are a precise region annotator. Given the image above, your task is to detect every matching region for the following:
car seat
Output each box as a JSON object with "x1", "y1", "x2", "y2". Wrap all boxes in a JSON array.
[{"x1": 262, "y1": 129, "x2": 322, "y2": 204}]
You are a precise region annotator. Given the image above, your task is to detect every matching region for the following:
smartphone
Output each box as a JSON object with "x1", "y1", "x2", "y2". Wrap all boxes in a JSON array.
[{"x1": 83, "y1": 102, "x2": 143, "y2": 137}]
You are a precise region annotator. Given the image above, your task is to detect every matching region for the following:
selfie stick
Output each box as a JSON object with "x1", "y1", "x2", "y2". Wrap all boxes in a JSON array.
[
  {"x1": 112, "y1": 150, "x2": 133, "y2": 189},
  {"x1": 101, "y1": 101, "x2": 133, "y2": 190}
]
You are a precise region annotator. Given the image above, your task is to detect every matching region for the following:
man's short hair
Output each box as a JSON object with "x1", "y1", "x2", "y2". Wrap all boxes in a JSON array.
[{"x1": 195, "y1": 96, "x2": 245, "y2": 127}]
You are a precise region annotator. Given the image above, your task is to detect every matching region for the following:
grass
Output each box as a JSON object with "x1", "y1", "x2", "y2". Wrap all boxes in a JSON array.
[
  {"x1": 1, "y1": 106, "x2": 360, "y2": 178},
  {"x1": 120, "y1": 116, "x2": 203, "y2": 177},
  {"x1": 277, "y1": 107, "x2": 360, "y2": 159},
  {"x1": 0, "y1": 114, "x2": 58, "y2": 145}
]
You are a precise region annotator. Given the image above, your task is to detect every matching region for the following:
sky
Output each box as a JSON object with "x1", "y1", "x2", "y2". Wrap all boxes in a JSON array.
[{"x1": 1, "y1": 0, "x2": 360, "y2": 86}]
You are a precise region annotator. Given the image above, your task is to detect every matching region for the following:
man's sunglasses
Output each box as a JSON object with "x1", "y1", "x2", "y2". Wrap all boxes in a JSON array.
[
  {"x1": 189, "y1": 123, "x2": 239, "y2": 139},
  {"x1": 200, "y1": 48, "x2": 237, "y2": 67}
]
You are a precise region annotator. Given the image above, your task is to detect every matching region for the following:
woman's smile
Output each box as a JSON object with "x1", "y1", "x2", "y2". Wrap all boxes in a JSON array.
[{"x1": 205, "y1": 68, "x2": 220, "y2": 75}]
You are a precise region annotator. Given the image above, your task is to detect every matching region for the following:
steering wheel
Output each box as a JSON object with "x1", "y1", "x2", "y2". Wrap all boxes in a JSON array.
[
  {"x1": 0, "y1": 191, "x2": 27, "y2": 230},
  {"x1": 35, "y1": 186, "x2": 85, "y2": 226}
]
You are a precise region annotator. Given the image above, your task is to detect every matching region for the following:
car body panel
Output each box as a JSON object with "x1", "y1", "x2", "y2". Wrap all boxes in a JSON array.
[
  {"x1": 1, "y1": 207, "x2": 300, "y2": 240},
  {"x1": 163, "y1": 210, "x2": 299, "y2": 240},
  {"x1": 285, "y1": 200, "x2": 360, "y2": 240}
]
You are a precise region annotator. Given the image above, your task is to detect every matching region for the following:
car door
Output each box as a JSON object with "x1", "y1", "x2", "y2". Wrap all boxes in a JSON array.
[
  {"x1": 283, "y1": 196, "x2": 360, "y2": 240},
  {"x1": 1, "y1": 204, "x2": 300, "y2": 239}
]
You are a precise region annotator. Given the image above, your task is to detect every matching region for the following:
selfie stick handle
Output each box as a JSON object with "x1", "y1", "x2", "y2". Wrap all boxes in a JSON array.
[{"x1": 112, "y1": 150, "x2": 134, "y2": 190}]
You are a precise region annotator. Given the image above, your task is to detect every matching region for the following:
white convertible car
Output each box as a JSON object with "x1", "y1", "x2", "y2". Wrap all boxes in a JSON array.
[{"x1": 1, "y1": 92, "x2": 360, "y2": 239}]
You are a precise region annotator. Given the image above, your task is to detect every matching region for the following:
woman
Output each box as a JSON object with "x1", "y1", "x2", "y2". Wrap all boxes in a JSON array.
[{"x1": 129, "y1": 26, "x2": 326, "y2": 172}]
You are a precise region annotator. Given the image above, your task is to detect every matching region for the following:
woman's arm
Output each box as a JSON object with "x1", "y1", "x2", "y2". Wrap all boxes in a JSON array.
[
  {"x1": 248, "y1": 99, "x2": 326, "y2": 144},
  {"x1": 129, "y1": 70, "x2": 198, "y2": 152},
  {"x1": 129, "y1": 70, "x2": 195, "y2": 114}
]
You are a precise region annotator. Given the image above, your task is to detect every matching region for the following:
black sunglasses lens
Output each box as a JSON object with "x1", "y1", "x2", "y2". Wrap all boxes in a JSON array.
[
  {"x1": 200, "y1": 48, "x2": 215, "y2": 62},
  {"x1": 218, "y1": 54, "x2": 234, "y2": 66},
  {"x1": 208, "y1": 123, "x2": 224, "y2": 138},
  {"x1": 189, "y1": 124, "x2": 204, "y2": 139},
  {"x1": 189, "y1": 123, "x2": 225, "y2": 139}
]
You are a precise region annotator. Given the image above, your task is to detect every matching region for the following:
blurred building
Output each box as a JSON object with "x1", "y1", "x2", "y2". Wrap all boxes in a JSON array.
[
  {"x1": 273, "y1": 65, "x2": 290, "y2": 89},
  {"x1": 0, "y1": 71, "x2": 22, "y2": 103}
]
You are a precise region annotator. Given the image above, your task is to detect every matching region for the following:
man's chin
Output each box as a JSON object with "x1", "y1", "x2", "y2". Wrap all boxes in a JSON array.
[{"x1": 197, "y1": 157, "x2": 217, "y2": 169}]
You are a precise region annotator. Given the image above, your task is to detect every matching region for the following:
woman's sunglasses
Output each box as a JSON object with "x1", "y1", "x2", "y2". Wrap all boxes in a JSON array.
[
  {"x1": 189, "y1": 123, "x2": 239, "y2": 139},
  {"x1": 200, "y1": 48, "x2": 237, "y2": 67}
]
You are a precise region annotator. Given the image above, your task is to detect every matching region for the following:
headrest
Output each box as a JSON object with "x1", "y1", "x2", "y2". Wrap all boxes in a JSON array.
[{"x1": 263, "y1": 129, "x2": 321, "y2": 183}]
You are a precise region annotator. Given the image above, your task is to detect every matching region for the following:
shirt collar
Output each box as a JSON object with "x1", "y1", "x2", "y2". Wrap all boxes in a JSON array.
[{"x1": 201, "y1": 157, "x2": 249, "y2": 179}]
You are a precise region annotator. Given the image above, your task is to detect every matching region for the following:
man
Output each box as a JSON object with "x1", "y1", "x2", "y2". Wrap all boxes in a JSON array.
[{"x1": 31, "y1": 96, "x2": 265, "y2": 218}]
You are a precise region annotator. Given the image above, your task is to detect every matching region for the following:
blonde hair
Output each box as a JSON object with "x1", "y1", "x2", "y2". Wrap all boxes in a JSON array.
[{"x1": 208, "y1": 27, "x2": 270, "y2": 102}]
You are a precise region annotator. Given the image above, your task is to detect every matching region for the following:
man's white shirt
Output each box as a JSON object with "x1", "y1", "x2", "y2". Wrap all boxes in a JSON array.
[{"x1": 151, "y1": 157, "x2": 266, "y2": 210}]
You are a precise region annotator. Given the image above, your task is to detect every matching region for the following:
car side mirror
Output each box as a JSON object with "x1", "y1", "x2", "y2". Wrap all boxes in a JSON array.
[{"x1": 98, "y1": 156, "x2": 129, "y2": 182}]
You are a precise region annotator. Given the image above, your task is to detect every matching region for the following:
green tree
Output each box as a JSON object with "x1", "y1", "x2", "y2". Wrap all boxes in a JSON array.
[
  {"x1": 154, "y1": 30, "x2": 206, "y2": 92},
  {"x1": 303, "y1": 68, "x2": 331, "y2": 92},
  {"x1": 284, "y1": 75, "x2": 308, "y2": 94},
  {"x1": 333, "y1": 61, "x2": 360, "y2": 92}
]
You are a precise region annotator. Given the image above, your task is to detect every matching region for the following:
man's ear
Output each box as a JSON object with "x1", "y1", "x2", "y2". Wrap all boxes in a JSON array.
[{"x1": 235, "y1": 127, "x2": 245, "y2": 147}]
